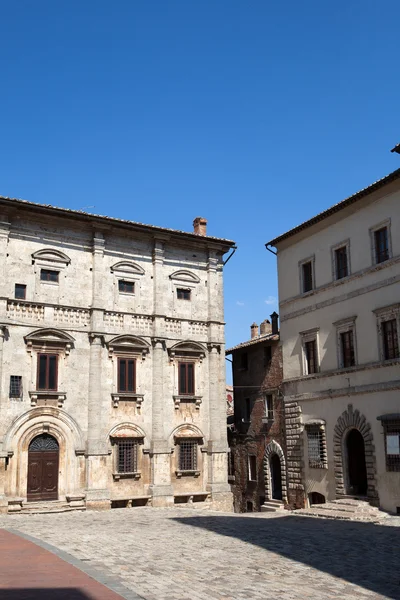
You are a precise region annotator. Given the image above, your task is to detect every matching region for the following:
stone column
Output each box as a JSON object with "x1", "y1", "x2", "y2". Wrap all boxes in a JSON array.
[
  {"x1": 0, "y1": 326, "x2": 7, "y2": 412},
  {"x1": 150, "y1": 338, "x2": 173, "y2": 507},
  {"x1": 0, "y1": 218, "x2": 10, "y2": 321},
  {"x1": 85, "y1": 333, "x2": 110, "y2": 509},
  {"x1": 91, "y1": 231, "x2": 105, "y2": 331}
]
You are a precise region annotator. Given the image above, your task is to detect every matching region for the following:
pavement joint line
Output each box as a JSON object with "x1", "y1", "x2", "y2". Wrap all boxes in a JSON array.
[{"x1": 6, "y1": 527, "x2": 146, "y2": 600}]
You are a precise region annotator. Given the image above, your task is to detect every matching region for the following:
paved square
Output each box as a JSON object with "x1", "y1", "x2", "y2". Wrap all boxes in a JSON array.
[{"x1": 0, "y1": 508, "x2": 399, "y2": 600}]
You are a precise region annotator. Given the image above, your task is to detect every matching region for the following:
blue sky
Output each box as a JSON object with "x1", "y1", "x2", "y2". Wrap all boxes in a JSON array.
[{"x1": 1, "y1": 1, "x2": 399, "y2": 381}]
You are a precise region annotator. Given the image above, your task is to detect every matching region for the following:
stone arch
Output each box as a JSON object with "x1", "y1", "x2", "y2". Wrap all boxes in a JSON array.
[
  {"x1": 263, "y1": 440, "x2": 287, "y2": 503},
  {"x1": 333, "y1": 404, "x2": 378, "y2": 504},
  {"x1": 3, "y1": 407, "x2": 85, "y2": 500},
  {"x1": 108, "y1": 422, "x2": 148, "y2": 442},
  {"x1": 169, "y1": 423, "x2": 204, "y2": 443},
  {"x1": 32, "y1": 249, "x2": 71, "y2": 265}
]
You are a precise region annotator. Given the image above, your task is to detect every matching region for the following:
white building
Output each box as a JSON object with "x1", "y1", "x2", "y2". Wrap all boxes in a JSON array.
[
  {"x1": 0, "y1": 197, "x2": 235, "y2": 512},
  {"x1": 267, "y1": 161, "x2": 400, "y2": 513}
]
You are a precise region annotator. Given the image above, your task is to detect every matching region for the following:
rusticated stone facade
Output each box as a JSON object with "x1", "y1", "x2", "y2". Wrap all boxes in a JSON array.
[
  {"x1": 226, "y1": 316, "x2": 286, "y2": 512},
  {"x1": 0, "y1": 196, "x2": 235, "y2": 512}
]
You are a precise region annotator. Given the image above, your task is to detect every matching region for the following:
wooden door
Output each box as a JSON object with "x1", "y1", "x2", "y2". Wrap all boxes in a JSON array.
[{"x1": 27, "y1": 434, "x2": 59, "y2": 502}]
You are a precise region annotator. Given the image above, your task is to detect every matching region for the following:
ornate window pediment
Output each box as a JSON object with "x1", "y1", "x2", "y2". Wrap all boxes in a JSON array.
[
  {"x1": 107, "y1": 335, "x2": 150, "y2": 359},
  {"x1": 169, "y1": 270, "x2": 200, "y2": 284},
  {"x1": 173, "y1": 424, "x2": 204, "y2": 441},
  {"x1": 32, "y1": 249, "x2": 71, "y2": 266},
  {"x1": 109, "y1": 423, "x2": 146, "y2": 439},
  {"x1": 168, "y1": 340, "x2": 206, "y2": 362},
  {"x1": 111, "y1": 261, "x2": 145, "y2": 276},
  {"x1": 24, "y1": 328, "x2": 75, "y2": 354}
]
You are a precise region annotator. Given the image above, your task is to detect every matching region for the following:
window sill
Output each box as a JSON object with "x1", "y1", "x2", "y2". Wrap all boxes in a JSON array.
[
  {"x1": 228, "y1": 475, "x2": 235, "y2": 483},
  {"x1": 175, "y1": 470, "x2": 200, "y2": 478},
  {"x1": 111, "y1": 393, "x2": 144, "y2": 408},
  {"x1": 173, "y1": 395, "x2": 202, "y2": 409},
  {"x1": 261, "y1": 417, "x2": 274, "y2": 425},
  {"x1": 29, "y1": 390, "x2": 66, "y2": 408},
  {"x1": 113, "y1": 472, "x2": 141, "y2": 481},
  {"x1": 308, "y1": 462, "x2": 327, "y2": 469}
]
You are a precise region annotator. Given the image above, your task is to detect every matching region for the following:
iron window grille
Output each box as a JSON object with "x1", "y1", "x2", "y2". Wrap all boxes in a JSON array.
[
  {"x1": 40, "y1": 269, "x2": 59, "y2": 283},
  {"x1": 118, "y1": 280, "x2": 134, "y2": 294},
  {"x1": 9, "y1": 375, "x2": 23, "y2": 399},
  {"x1": 178, "y1": 362, "x2": 195, "y2": 395},
  {"x1": 116, "y1": 438, "x2": 139, "y2": 473},
  {"x1": 265, "y1": 395, "x2": 274, "y2": 421},
  {"x1": 14, "y1": 284, "x2": 26, "y2": 299},
  {"x1": 340, "y1": 330, "x2": 355, "y2": 367},
  {"x1": 382, "y1": 319, "x2": 399, "y2": 360},
  {"x1": 177, "y1": 288, "x2": 191, "y2": 300},
  {"x1": 306, "y1": 425, "x2": 327, "y2": 468},
  {"x1": 118, "y1": 358, "x2": 136, "y2": 393},
  {"x1": 383, "y1": 420, "x2": 400, "y2": 472},
  {"x1": 37, "y1": 354, "x2": 58, "y2": 390},
  {"x1": 374, "y1": 227, "x2": 389, "y2": 264},
  {"x1": 335, "y1": 246, "x2": 348, "y2": 279},
  {"x1": 179, "y1": 440, "x2": 198, "y2": 471},
  {"x1": 302, "y1": 261, "x2": 313, "y2": 293},
  {"x1": 305, "y1": 340, "x2": 318, "y2": 374}
]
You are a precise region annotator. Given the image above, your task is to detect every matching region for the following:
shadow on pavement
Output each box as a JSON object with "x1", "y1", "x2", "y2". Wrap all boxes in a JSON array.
[
  {"x1": 173, "y1": 514, "x2": 400, "y2": 599},
  {"x1": 0, "y1": 590, "x2": 94, "y2": 600}
]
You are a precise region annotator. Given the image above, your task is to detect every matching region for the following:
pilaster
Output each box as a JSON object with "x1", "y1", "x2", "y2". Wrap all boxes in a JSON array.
[
  {"x1": 0, "y1": 454, "x2": 8, "y2": 513},
  {"x1": 0, "y1": 326, "x2": 8, "y2": 411}
]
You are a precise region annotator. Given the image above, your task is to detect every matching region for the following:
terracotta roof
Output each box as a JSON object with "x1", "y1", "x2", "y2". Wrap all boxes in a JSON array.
[
  {"x1": 266, "y1": 167, "x2": 400, "y2": 247},
  {"x1": 226, "y1": 332, "x2": 279, "y2": 354},
  {"x1": 391, "y1": 144, "x2": 400, "y2": 154},
  {"x1": 0, "y1": 195, "x2": 235, "y2": 248}
]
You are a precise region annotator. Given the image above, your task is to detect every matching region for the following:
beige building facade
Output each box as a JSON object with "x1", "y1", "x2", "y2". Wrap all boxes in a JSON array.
[
  {"x1": 267, "y1": 164, "x2": 400, "y2": 513},
  {"x1": 0, "y1": 198, "x2": 235, "y2": 513}
]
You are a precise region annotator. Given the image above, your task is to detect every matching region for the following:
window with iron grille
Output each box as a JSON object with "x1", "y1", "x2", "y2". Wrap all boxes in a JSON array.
[
  {"x1": 340, "y1": 330, "x2": 355, "y2": 367},
  {"x1": 177, "y1": 288, "x2": 191, "y2": 300},
  {"x1": 178, "y1": 440, "x2": 198, "y2": 471},
  {"x1": 248, "y1": 454, "x2": 257, "y2": 481},
  {"x1": 305, "y1": 340, "x2": 318, "y2": 374},
  {"x1": 9, "y1": 376, "x2": 23, "y2": 399},
  {"x1": 178, "y1": 362, "x2": 195, "y2": 395},
  {"x1": 118, "y1": 280, "x2": 134, "y2": 294},
  {"x1": 382, "y1": 319, "x2": 399, "y2": 360},
  {"x1": 265, "y1": 394, "x2": 274, "y2": 421},
  {"x1": 15, "y1": 284, "x2": 26, "y2": 299},
  {"x1": 383, "y1": 420, "x2": 400, "y2": 472},
  {"x1": 37, "y1": 354, "x2": 58, "y2": 390},
  {"x1": 306, "y1": 425, "x2": 327, "y2": 468},
  {"x1": 40, "y1": 269, "x2": 59, "y2": 283},
  {"x1": 302, "y1": 261, "x2": 313, "y2": 293},
  {"x1": 118, "y1": 358, "x2": 136, "y2": 392},
  {"x1": 335, "y1": 246, "x2": 348, "y2": 279},
  {"x1": 115, "y1": 438, "x2": 139, "y2": 473},
  {"x1": 374, "y1": 227, "x2": 389, "y2": 264}
]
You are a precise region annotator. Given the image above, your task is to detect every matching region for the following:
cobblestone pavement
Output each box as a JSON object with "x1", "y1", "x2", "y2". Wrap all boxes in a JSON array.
[{"x1": 1, "y1": 508, "x2": 399, "y2": 600}]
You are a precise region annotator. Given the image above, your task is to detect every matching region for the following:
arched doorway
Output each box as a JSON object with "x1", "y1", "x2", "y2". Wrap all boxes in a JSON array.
[
  {"x1": 270, "y1": 453, "x2": 282, "y2": 500},
  {"x1": 27, "y1": 434, "x2": 59, "y2": 502},
  {"x1": 346, "y1": 429, "x2": 367, "y2": 496}
]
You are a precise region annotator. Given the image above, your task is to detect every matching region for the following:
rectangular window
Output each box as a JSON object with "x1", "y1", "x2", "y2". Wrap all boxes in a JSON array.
[
  {"x1": 264, "y1": 346, "x2": 272, "y2": 367},
  {"x1": 244, "y1": 398, "x2": 253, "y2": 422},
  {"x1": 248, "y1": 454, "x2": 257, "y2": 481},
  {"x1": 374, "y1": 227, "x2": 389, "y2": 264},
  {"x1": 340, "y1": 330, "x2": 355, "y2": 367},
  {"x1": 302, "y1": 261, "x2": 313, "y2": 293},
  {"x1": 265, "y1": 394, "x2": 274, "y2": 421},
  {"x1": 177, "y1": 288, "x2": 191, "y2": 300},
  {"x1": 240, "y1": 352, "x2": 248, "y2": 371},
  {"x1": 382, "y1": 319, "x2": 399, "y2": 360},
  {"x1": 178, "y1": 362, "x2": 195, "y2": 395},
  {"x1": 116, "y1": 438, "x2": 139, "y2": 473},
  {"x1": 307, "y1": 426, "x2": 325, "y2": 468},
  {"x1": 383, "y1": 420, "x2": 400, "y2": 472},
  {"x1": 118, "y1": 280, "x2": 134, "y2": 294},
  {"x1": 37, "y1": 354, "x2": 58, "y2": 390},
  {"x1": 335, "y1": 246, "x2": 348, "y2": 280},
  {"x1": 118, "y1": 358, "x2": 136, "y2": 392},
  {"x1": 9, "y1": 376, "x2": 23, "y2": 398},
  {"x1": 40, "y1": 269, "x2": 59, "y2": 283},
  {"x1": 15, "y1": 284, "x2": 26, "y2": 299},
  {"x1": 305, "y1": 340, "x2": 318, "y2": 374},
  {"x1": 179, "y1": 440, "x2": 197, "y2": 471}
]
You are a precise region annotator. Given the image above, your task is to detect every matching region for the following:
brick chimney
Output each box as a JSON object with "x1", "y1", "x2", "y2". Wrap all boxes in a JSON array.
[
  {"x1": 193, "y1": 217, "x2": 207, "y2": 236},
  {"x1": 270, "y1": 312, "x2": 279, "y2": 335},
  {"x1": 259, "y1": 319, "x2": 272, "y2": 335},
  {"x1": 250, "y1": 322, "x2": 259, "y2": 339}
]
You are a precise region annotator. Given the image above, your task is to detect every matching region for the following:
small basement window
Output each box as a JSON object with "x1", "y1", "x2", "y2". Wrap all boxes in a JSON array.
[{"x1": 9, "y1": 376, "x2": 23, "y2": 399}]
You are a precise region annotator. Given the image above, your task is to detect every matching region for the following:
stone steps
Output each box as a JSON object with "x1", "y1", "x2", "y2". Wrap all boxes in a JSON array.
[
  {"x1": 9, "y1": 499, "x2": 86, "y2": 515},
  {"x1": 261, "y1": 499, "x2": 285, "y2": 512},
  {"x1": 293, "y1": 498, "x2": 388, "y2": 523}
]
